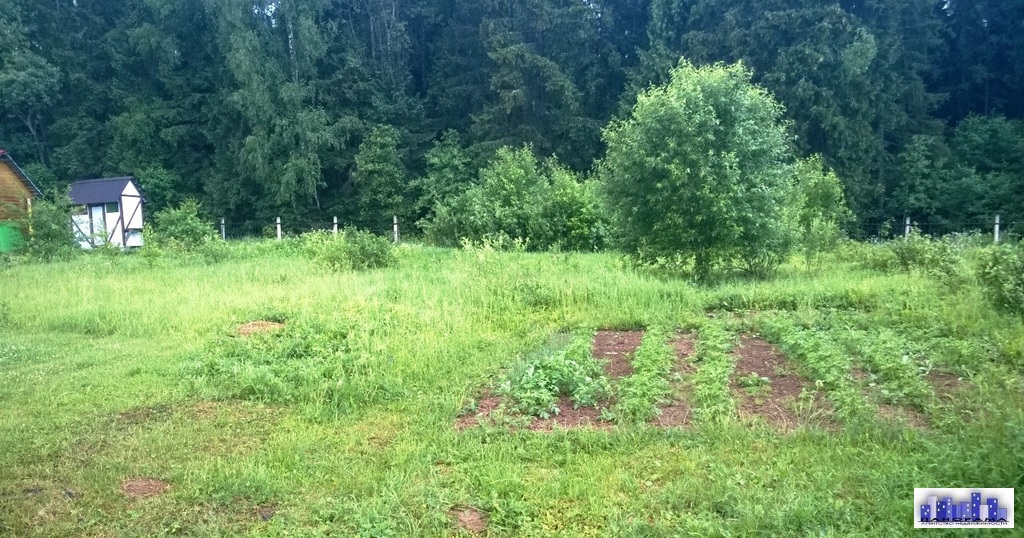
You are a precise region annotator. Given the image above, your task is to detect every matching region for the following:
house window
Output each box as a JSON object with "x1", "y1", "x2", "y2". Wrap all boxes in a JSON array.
[{"x1": 105, "y1": 202, "x2": 119, "y2": 213}]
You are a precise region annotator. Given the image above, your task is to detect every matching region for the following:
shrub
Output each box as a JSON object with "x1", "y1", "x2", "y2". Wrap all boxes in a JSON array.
[
  {"x1": 147, "y1": 199, "x2": 216, "y2": 253},
  {"x1": 25, "y1": 196, "x2": 78, "y2": 261},
  {"x1": 977, "y1": 243, "x2": 1024, "y2": 316},
  {"x1": 792, "y1": 156, "x2": 853, "y2": 266},
  {"x1": 303, "y1": 229, "x2": 395, "y2": 271},
  {"x1": 601, "y1": 60, "x2": 795, "y2": 279},
  {"x1": 423, "y1": 146, "x2": 607, "y2": 251}
]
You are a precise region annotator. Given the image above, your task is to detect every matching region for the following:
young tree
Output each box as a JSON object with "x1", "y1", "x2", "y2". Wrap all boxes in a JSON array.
[
  {"x1": 353, "y1": 125, "x2": 409, "y2": 229},
  {"x1": 601, "y1": 59, "x2": 795, "y2": 278},
  {"x1": 415, "y1": 129, "x2": 472, "y2": 222}
]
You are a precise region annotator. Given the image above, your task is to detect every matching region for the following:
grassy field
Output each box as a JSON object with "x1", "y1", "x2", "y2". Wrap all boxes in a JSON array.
[{"x1": 1, "y1": 241, "x2": 1021, "y2": 536}]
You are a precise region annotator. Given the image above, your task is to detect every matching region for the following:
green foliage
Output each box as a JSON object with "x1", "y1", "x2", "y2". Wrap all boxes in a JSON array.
[
  {"x1": 792, "y1": 156, "x2": 853, "y2": 266},
  {"x1": 146, "y1": 200, "x2": 216, "y2": 254},
  {"x1": 977, "y1": 243, "x2": 1024, "y2": 316},
  {"x1": 25, "y1": 196, "x2": 77, "y2": 261},
  {"x1": 302, "y1": 229, "x2": 396, "y2": 272},
  {"x1": 602, "y1": 60, "x2": 795, "y2": 279},
  {"x1": 424, "y1": 146, "x2": 607, "y2": 251},
  {"x1": 186, "y1": 317, "x2": 402, "y2": 416},
  {"x1": 689, "y1": 320, "x2": 737, "y2": 423},
  {"x1": 607, "y1": 328, "x2": 675, "y2": 425},
  {"x1": 415, "y1": 130, "x2": 472, "y2": 222},
  {"x1": 354, "y1": 125, "x2": 409, "y2": 229},
  {"x1": 497, "y1": 332, "x2": 611, "y2": 419}
]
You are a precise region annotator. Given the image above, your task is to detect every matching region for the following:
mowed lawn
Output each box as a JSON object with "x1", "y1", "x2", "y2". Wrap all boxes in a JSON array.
[{"x1": 1, "y1": 243, "x2": 1021, "y2": 537}]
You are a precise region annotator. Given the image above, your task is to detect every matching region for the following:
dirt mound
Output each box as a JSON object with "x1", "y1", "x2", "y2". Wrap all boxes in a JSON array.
[
  {"x1": 237, "y1": 321, "x2": 285, "y2": 336},
  {"x1": 120, "y1": 478, "x2": 170, "y2": 499},
  {"x1": 450, "y1": 506, "x2": 488, "y2": 535}
]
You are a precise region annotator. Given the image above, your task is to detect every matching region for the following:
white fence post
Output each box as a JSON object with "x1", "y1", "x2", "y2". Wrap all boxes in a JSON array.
[
  {"x1": 276, "y1": 217, "x2": 282, "y2": 240},
  {"x1": 220, "y1": 218, "x2": 226, "y2": 241},
  {"x1": 995, "y1": 215, "x2": 1001, "y2": 244},
  {"x1": 393, "y1": 215, "x2": 399, "y2": 244},
  {"x1": 904, "y1": 216, "x2": 911, "y2": 238},
  {"x1": 333, "y1": 216, "x2": 338, "y2": 235}
]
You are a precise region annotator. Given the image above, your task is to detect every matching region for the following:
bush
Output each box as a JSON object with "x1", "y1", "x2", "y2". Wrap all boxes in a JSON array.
[
  {"x1": 601, "y1": 60, "x2": 796, "y2": 279},
  {"x1": 977, "y1": 243, "x2": 1024, "y2": 316},
  {"x1": 25, "y1": 196, "x2": 78, "y2": 261},
  {"x1": 146, "y1": 199, "x2": 216, "y2": 253},
  {"x1": 303, "y1": 229, "x2": 395, "y2": 271},
  {"x1": 423, "y1": 146, "x2": 607, "y2": 251},
  {"x1": 792, "y1": 156, "x2": 853, "y2": 266}
]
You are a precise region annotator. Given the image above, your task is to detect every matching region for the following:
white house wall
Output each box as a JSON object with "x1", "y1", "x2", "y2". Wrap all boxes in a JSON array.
[
  {"x1": 104, "y1": 203, "x2": 124, "y2": 247},
  {"x1": 72, "y1": 214, "x2": 92, "y2": 249},
  {"x1": 122, "y1": 195, "x2": 144, "y2": 230}
]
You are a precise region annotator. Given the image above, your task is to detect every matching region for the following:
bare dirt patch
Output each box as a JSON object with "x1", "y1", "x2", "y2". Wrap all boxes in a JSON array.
[
  {"x1": 120, "y1": 478, "x2": 170, "y2": 499},
  {"x1": 730, "y1": 336, "x2": 830, "y2": 432},
  {"x1": 877, "y1": 404, "x2": 930, "y2": 429},
  {"x1": 455, "y1": 394, "x2": 501, "y2": 431},
  {"x1": 255, "y1": 503, "x2": 277, "y2": 521},
  {"x1": 652, "y1": 333, "x2": 697, "y2": 428},
  {"x1": 450, "y1": 506, "x2": 488, "y2": 535},
  {"x1": 852, "y1": 366, "x2": 934, "y2": 429},
  {"x1": 927, "y1": 370, "x2": 966, "y2": 400},
  {"x1": 237, "y1": 321, "x2": 285, "y2": 336},
  {"x1": 592, "y1": 330, "x2": 644, "y2": 378},
  {"x1": 528, "y1": 396, "x2": 611, "y2": 431}
]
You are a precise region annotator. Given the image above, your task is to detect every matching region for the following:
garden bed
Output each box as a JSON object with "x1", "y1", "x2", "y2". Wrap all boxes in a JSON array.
[{"x1": 730, "y1": 336, "x2": 833, "y2": 432}]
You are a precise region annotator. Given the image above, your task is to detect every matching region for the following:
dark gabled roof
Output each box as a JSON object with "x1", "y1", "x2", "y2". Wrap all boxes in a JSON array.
[
  {"x1": 0, "y1": 150, "x2": 43, "y2": 197},
  {"x1": 69, "y1": 177, "x2": 144, "y2": 205}
]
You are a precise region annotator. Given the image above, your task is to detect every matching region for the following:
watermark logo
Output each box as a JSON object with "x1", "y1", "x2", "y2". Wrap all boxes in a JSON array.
[{"x1": 915, "y1": 488, "x2": 1014, "y2": 528}]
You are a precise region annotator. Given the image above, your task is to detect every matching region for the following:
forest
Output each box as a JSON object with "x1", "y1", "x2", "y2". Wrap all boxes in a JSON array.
[{"x1": 1, "y1": 0, "x2": 1022, "y2": 236}]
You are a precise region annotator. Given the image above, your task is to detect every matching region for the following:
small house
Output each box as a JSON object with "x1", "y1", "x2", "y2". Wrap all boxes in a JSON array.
[
  {"x1": 0, "y1": 150, "x2": 43, "y2": 253},
  {"x1": 70, "y1": 177, "x2": 145, "y2": 248}
]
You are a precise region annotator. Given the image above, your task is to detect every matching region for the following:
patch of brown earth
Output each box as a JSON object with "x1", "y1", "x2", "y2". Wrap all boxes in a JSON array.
[
  {"x1": 592, "y1": 330, "x2": 644, "y2": 378},
  {"x1": 730, "y1": 336, "x2": 830, "y2": 432},
  {"x1": 237, "y1": 321, "x2": 285, "y2": 336},
  {"x1": 120, "y1": 478, "x2": 170, "y2": 499},
  {"x1": 450, "y1": 506, "x2": 488, "y2": 535},
  {"x1": 877, "y1": 404, "x2": 930, "y2": 429},
  {"x1": 255, "y1": 503, "x2": 277, "y2": 521},
  {"x1": 652, "y1": 333, "x2": 698, "y2": 428},
  {"x1": 113, "y1": 404, "x2": 174, "y2": 425},
  {"x1": 852, "y1": 364, "x2": 935, "y2": 429},
  {"x1": 528, "y1": 396, "x2": 612, "y2": 431},
  {"x1": 927, "y1": 370, "x2": 966, "y2": 400},
  {"x1": 455, "y1": 394, "x2": 501, "y2": 430}
]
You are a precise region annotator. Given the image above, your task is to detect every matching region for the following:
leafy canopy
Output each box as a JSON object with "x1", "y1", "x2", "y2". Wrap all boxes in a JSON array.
[{"x1": 601, "y1": 60, "x2": 795, "y2": 277}]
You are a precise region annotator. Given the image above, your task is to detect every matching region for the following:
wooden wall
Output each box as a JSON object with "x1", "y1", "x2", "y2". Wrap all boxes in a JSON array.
[{"x1": 0, "y1": 162, "x2": 32, "y2": 222}]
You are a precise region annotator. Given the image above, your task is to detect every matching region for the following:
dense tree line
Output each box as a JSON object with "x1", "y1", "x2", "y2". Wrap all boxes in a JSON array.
[{"x1": 1, "y1": 0, "x2": 1022, "y2": 235}]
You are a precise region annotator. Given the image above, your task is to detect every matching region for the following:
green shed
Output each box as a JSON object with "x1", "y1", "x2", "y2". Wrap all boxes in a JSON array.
[{"x1": 0, "y1": 223, "x2": 23, "y2": 253}]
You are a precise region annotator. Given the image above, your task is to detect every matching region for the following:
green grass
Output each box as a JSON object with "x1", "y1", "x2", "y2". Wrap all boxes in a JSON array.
[{"x1": 1, "y1": 242, "x2": 1022, "y2": 536}]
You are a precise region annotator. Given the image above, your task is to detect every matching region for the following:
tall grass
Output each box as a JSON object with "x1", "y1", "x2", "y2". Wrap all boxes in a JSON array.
[{"x1": 0, "y1": 239, "x2": 1021, "y2": 536}]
